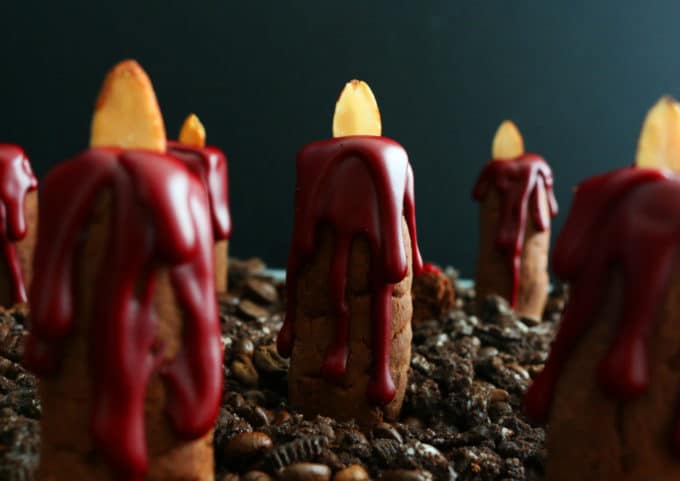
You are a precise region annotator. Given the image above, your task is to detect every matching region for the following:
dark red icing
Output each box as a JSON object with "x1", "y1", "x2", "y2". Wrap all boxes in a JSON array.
[
  {"x1": 0, "y1": 144, "x2": 37, "y2": 304},
  {"x1": 421, "y1": 262, "x2": 441, "y2": 275},
  {"x1": 23, "y1": 148, "x2": 223, "y2": 478},
  {"x1": 472, "y1": 154, "x2": 558, "y2": 306},
  {"x1": 525, "y1": 167, "x2": 680, "y2": 450},
  {"x1": 276, "y1": 136, "x2": 422, "y2": 406},
  {"x1": 167, "y1": 140, "x2": 231, "y2": 240}
]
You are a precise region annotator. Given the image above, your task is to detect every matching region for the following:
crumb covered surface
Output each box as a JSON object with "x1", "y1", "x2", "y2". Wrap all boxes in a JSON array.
[{"x1": 0, "y1": 259, "x2": 564, "y2": 481}]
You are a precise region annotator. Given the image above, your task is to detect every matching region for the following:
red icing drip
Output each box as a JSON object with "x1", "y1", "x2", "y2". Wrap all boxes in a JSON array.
[
  {"x1": 421, "y1": 262, "x2": 441, "y2": 275},
  {"x1": 23, "y1": 148, "x2": 223, "y2": 479},
  {"x1": 276, "y1": 136, "x2": 422, "y2": 406},
  {"x1": 0, "y1": 144, "x2": 37, "y2": 304},
  {"x1": 525, "y1": 167, "x2": 680, "y2": 452},
  {"x1": 472, "y1": 154, "x2": 558, "y2": 307},
  {"x1": 167, "y1": 140, "x2": 231, "y2": 240}
]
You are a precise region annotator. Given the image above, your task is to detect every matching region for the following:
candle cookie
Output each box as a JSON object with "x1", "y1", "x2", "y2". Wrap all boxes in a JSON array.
[
  {"x1": 277, "y1": 80, "x2": 423, "y2": 426},
  {"x1": 0, "y1": 145, "x2": 37, "y2": 306},
  {"x1": 23, "y1": 60, "x2": 222, "y2": 481},
  {"x1": 168, "y1": 113, "x2": 232, "y2": 294},
  {"x1": 473, "y1": 121, "x2": 558, "y2": 321},
  {"x1": 525, "y1": 97, "x2": 680, "y2": 480}
]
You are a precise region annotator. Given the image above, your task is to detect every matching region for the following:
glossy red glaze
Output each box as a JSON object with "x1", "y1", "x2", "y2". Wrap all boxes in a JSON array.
[
  {"x1": 525, "y1": 167, "x2": 680, "y2": 450},
  {"x1": 472, "y1": 154, "x2": 558, "y2": 307},
  {"x1": 276, "y1": 136, "x2": 422, "y2": 406},
  {"x1": 167, "y1": 140, "x2": 231, "y2": 240},
  {"x1": 23, "y1": 147, "x2": 223, "y2": 479},
  {"x1": 420, "y1": 262, "x2": 441, "y2": 275},
  {"x1": 0, "y1": 144, "x2": 37, "y2": 303}
]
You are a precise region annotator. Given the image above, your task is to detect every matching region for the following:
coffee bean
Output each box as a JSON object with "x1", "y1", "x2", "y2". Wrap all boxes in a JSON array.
[
  {"x1": 238, "y1": 300, "x2": 269, "y2": 320},
  {"x1": 273, "y1": 410, "x2": 292, "y2": 425},
  {"x1": 245, "y1": 278, "x2": 280, "y2": 305},
  {"x1": 478, "y1": 346, "x2": 498, "y2": 358},
  {"x1": 253, "y1": 344, "x2": 288, "y2": 375},
  {"x1": 379, "y1": 470, "x2": 432, "y2": 481},
  {"x1": 224, "y1": 432, "x2": 273, "y2": 467},
  {"x1": 250, "y1": 406, "x2": 271, "y2": 427},
  {"x1": 402, "y1": 417, "x2": 424, "y2": 430},
  {"x1": 244, "y1": 390, "x2": 266, "y2": 405},
  {"x1": 489, "y1": 388, "x2": 510, "y2": 402},
  {"x1": 373, "y1": 423, "x2": 403, "y2": 444},
  {"x1": 242, "y1": 471, "x2": 274, "y2": 481},
  {"x1": 234, "y1": 339, "x2": 255, "y2": 359},
  {"x1": 278, "y1": 463, "x2": 331, "y2": 481},
  {"x1": 226, "y1": 392, "x2": 246, "y2": 409},
  {"x1": 220, "y1": 474, "x2": 240, "y2": 481},
  {"x1": 507, "y1": 363, "x2": 530, "y2": 380},
  {"x1": 232, "y1": 358, "x2": 259, "y2": 387},
  {"x1": 333, "y1": 464, "x2": 370, "y2": 481}
]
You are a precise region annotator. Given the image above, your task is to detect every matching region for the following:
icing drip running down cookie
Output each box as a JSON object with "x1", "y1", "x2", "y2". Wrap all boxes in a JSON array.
[
  {"x1": 0, "y1": 144, "x2": 37, "y2": 306},
  {"x1": 277, "y1": 79, "x2": 423, "y2": 426},
  {"x1": 525, "y1": 97, "x2": 680, "y2": 481},
  {"x1": 473, "y1": 121, "x2": 557, "y2": 321},
  {"x1": 168, "y1": 113, "x2": 232, "y2": 294},
  {"x1": 23, "y1": 60, "x2": 222, "y2": 481}
]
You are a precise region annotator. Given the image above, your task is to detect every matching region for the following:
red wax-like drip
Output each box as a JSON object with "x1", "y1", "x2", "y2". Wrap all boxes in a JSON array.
[
  {"x1": 472, "y1": 154, "x2": 558, "y2": 307},
  {"x1": 276, "y1": 136, "x2": 423, "y2": 406},
  {"x1": 421, "y1": 262, "x2": 441, "y2": 275},
  {"x1": 23, "y1": 148, "x2": 223, "y2": 479},
  {"x1": 0, "y1": 144, "x2": 37, "y2": 304},
  {"x1": 525, "y1": 167, "x2": 680, "y2": 452},
  {"x1": 167, "y1": 140, "x2": 231, "y2": 240}
]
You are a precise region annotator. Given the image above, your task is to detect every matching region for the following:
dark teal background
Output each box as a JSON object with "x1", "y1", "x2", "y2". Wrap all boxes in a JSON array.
[{"x1": 2, "y1": 1, "x2": 679, "y2": 275}]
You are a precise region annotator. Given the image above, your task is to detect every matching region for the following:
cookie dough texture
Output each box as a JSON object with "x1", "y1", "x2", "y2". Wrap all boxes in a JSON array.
[
  {"x1": 288, "y1": 219, "x2": 414, "y2": 427},
  {"x1": 36, "y1": 193, "x2": 214, "y2": 481},
  {"x1": 475, "y1": 187, "x2": 550, "y2": 321},
  {"x1": 0, "y1": 190, "x2": 37, "y2": 306},
  {"x1": 545, "y1": 268, "x2": 680, "y2": 481}
]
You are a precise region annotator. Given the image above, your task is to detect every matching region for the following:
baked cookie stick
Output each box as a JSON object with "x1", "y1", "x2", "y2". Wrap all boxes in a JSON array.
[
  {"x1": 0, "y1": 145, "x2": 37, "y2": 306},
  {"x1": 23, "y1": 60, "x2": 222, "y2": 481},
  {"x1": 525, "y1": 97, "x2": 680, "y2": 480},
  {"x1": 168, "y1": 113, "x2": 232, "y2": 293},
  {"x1": 473, "y1": 121, "x2": 557, "y2": 321},
  {"x1": 277, "y1": 80, "x2": 423, "y2": 426}
]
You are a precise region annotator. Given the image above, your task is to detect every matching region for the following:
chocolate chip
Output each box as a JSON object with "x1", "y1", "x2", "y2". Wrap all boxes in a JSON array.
[{"x1": 278, "y1": 463, "x2": 331, "y2": 481}]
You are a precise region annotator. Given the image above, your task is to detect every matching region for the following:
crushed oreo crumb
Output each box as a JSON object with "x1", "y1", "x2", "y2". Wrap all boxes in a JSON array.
[{"x1": 0, "y1": 258, "x2": 564, "y2": 480}]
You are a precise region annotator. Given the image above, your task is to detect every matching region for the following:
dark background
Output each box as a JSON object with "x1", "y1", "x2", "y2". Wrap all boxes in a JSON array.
[{"x1": 2, "y1": 1, "x2": 679, "y2": 276}]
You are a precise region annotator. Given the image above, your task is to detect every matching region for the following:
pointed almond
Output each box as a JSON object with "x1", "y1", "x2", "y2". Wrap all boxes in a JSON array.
[
  {"x1": 635, "y1": 96, "x2": 680, "y2": 171},
  {"x1": 90, "y1": 60, "x2": 166, "y2": 152},
  {"x1": 332, "y1": 79, "x2": 382, "y2": 137},
  {"x1": 179, "y1": 113, "x2": 206, "y2": 148},
  {"x1": 492, "y1": 120, "x2": 524, "y2": 160}
]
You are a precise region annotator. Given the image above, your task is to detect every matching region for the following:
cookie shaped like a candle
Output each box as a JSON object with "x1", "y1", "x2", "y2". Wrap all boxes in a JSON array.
[
  {"x1": 473, "y1": 121, "x2": 557, "y2": 320},
  {"x1": 0, "y1": 144, "x2": 37, "y2": 306},
  {"x1": 525, "y1": 97, "x2": 680, "y2": 481},
  {"x1": 168, "y1": 113, "x2": 231, "y2": 293},
  {"x1": 24, "y1": 60, "x2": 222, "y2": 481},
  {"x1": 277, "y1": 80, "x2": 423, "y2": 426}
]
